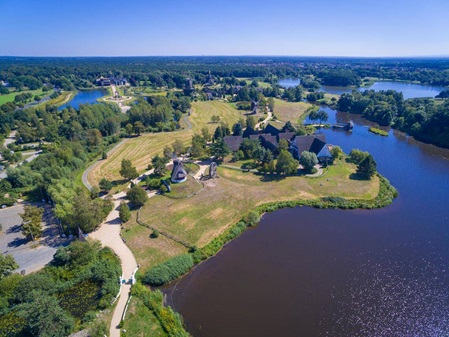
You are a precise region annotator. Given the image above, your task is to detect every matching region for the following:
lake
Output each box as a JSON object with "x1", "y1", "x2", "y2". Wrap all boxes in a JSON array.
[
  {"x1": 163, "y1": 108, "x2": 449, "y2": 337},
  {"x1": 278, "y1": 78, "x2": 446, "y2": 99},
  {"x1": 58, "y1": 89, "x2": 106, "y2": 110}
]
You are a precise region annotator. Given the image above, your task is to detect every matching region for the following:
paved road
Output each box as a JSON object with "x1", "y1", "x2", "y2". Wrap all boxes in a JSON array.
[
  {"x1": 0, "y1": 203, "x2": 70, "y2": 274},
  {"x1": 89, "y1": 193, "x2": 137, "y2": 337},
  {"x1": 3, "y1": 130, "x2": 17, "y2": 148},
  {"x1": 0, "y1": 150, "x2": 42, "y2": 179},
  {"x1": 81, "y1": 140, "x2": 126, "y2": 191},
  {"x1": 255, "y1": 109, "x2": 273, "y2": 129}
]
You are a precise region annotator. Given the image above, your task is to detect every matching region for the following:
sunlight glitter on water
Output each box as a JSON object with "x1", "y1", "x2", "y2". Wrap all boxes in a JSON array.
[{"x1": 323, "y1": 257, "x2": 449, "y2": 337}]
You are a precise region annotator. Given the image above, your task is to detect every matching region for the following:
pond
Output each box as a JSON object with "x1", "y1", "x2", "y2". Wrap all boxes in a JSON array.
[
  {"x1": 163, "y1": 108, "x2": 449, "y2": 337},
  {"x1": 58, "y1": 89, "x2": 106, "y2": 110}
]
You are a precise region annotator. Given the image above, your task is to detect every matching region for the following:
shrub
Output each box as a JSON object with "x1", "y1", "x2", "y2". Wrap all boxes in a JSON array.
[
  {"x1": 246, "y1": 211, "x2": 260, "y2": 226},
  {"x1": 143, "y1": 254, "x2": 194, "y2": 286},
  {"x1": 150, "y1": 230, "x2": 160, "y2": 238},
  {"x1": 146, "y1": 178, "x2": 162, "y2": 190}
]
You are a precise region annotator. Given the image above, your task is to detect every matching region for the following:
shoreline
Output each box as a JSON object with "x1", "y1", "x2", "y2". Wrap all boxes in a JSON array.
[
  {"x1": 141, "y1": 173, "x2": 398, "y2": 287},
  {"x1": 132, "y1": 173, "x2": 397, "y2": 335}
]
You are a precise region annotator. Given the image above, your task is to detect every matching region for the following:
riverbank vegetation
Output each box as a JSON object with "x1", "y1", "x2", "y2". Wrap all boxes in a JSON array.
[
  {"x1": 369, "y1": 127, "x2": 389, "y2": 136},
  {"x1": 0, "y1": 240, "x2": 121, "y2": 337},
  {"x1": 338, "y1": 90, "x2": 449, "y2": 148},
  {"x1": 124, "y1": 159, "x2": 386, "y2": 274}
]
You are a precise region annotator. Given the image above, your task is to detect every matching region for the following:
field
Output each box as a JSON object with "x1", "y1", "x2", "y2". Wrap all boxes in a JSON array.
[
  {"x1": 0, "y1": 88, "x2": 51, "y2": 105},
  {"x1": 273, "y1": 98, "x2": 313, "y2": 124},
  {"x1": 88, "y1": 101, "x2": 244, "y2": 186},
  {"x1": 124, "y1": 162, "x2": 379, "y2": 272}
]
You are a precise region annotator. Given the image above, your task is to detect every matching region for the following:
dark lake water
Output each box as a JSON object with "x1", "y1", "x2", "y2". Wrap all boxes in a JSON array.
[
  {"x1": 163, "y1": 108, "x2": 449, "y2": 337},
  {"x1": 58, "y1": 90, "x2": 106, "y2": 110},
  {"x1": 278, "y1": 78, "x2": 446, "y2": 99}
]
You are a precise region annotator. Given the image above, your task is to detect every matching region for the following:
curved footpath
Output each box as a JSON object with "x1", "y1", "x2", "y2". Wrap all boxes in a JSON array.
[{"x1": 89, "y1": 192, "x2": 138, "y2": 337}]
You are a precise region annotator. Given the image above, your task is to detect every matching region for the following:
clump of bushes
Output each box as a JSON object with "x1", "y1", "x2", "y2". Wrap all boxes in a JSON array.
[{"x1": 143, "y1": 254, "x2": 194, "y2": 286}]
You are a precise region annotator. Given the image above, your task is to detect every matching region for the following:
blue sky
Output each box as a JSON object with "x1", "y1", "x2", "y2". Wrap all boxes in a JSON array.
[{"x1": 1, "y1": 0, "x2": 449, "y2": 57}]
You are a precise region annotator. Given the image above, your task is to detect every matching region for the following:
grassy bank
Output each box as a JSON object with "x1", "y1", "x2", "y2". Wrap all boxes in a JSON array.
[
  {"x1": 123, "y1": 161, "x2": 383, "y2": 274},
  {"x1": 139, "y1": 173, "x2": 397, "y2": 287},
  {"x1": 128, "y1": 284, "x2": 189, "y2": 337}
]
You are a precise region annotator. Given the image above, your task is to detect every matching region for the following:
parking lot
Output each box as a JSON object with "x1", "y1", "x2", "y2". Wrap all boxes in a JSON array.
[{"x1": 0, "y1": 203, "x2": 70, "y2": 274}]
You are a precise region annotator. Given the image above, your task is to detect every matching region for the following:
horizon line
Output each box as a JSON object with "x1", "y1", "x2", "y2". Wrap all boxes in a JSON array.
[{"x1": 1, "y1": 54, "x2": 449, "y2": 59}]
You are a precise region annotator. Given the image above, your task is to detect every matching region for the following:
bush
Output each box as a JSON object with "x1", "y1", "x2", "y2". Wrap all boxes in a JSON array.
[
  {"x1": 246, "y1": 211, "x2": 260, "y2": 226},
  {"x1": 146, "y1": 178, "x2": 162, "y2": 190},
  {"x1": 143, "y1": 254, "x2": 194, "y2": 286},
  {"x1": 150, "y1": 230, "x2": 160, "y2": 238}
]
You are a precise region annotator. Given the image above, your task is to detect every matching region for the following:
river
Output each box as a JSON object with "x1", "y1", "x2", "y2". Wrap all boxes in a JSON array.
[
  {"x1": 58, "y1": 89, "x2": 106, "y2": 110},
  {"x1": 163, "y1": 107, "x2": 449, "y2": 336}
]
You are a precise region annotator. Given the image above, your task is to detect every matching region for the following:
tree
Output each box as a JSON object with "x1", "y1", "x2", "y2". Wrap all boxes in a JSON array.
[
  {"x1": 126, "y1": 185, "x2": 148, "y2": 208},
  {"x1": 278, "y1": 139, "x2": 289, "y2": 152},
  {"x1": 232, "y1": 122, "x2": 243, "y2": 136},
  {"x1": 246, "y1": 116, "x2": 257, "y2": 129},
  {"x1": 268, "y1": 97, "x2": 275, "y2": 111},
  {"x1": 276, "y1": 150, "x2": 299, "y2": 175},
  {"x1": 119, "y1": 202, "x2": 131, "y2": 223},
  {"x1": 260, "y1": 149, "x2": 274, "y2": 164},
  {"x1": 18, "y1": 292, "x2": 74, "y2": 337},
  {"x1": 211, "y1": 115, "x2": 220, "y2": 123},
  {"x1": 101, "y1": 151, "x2": 107, "y2": 160},
  {"x1": 163, "y1": 145, "x2": 173, "y2": 158},
  {"x1": 125, "y1": 123, "x2": 133, "y2": 136},
  {"x1": 213, "y1": 126, "x2": 223, "y2": 140},
  {"x1": 0, "y1": 254, "x2": 18, "y2": 279},
  {"x1": 356, "y1": 154, "x2": 377, "y2": 179},
  {"x1": 191, "y1": 134, "x2": 206, "y2": 158},
  {"x1": 172, "y1": 139, "x2": 184, "y2": 156},
  {"x1": 309, "y1": 109, "x2": 329, "y2": 127},
  {"x1": 90, "y1": 186, "x2": 99, "y2": 199},
  {"x1": 281, "y1": 121, "x2": 296, "y2": 133},
  {"x1": 210, "y1": 138, "x2": 231, "y2": 160},
  {"x1": 120, "y1": 159, "x2": 139, "y2": 181},
  {"x1": 331, "y1": 146, "x2": 344, "y2": 160},
  {"x1": 349, "y1": 148, "x2": 369, "y2": 164},
  {"x1": 85, "y1": 129, "x2": 102, "y2": 147},
  {"x1": 201, "y1": 127, "x2": 211, "y2": 142},
  {"x1": 133, "y1": 121, "x2": 145, "y2": 135},
  {"x1": 20, "y1": 205, "x2": 44, "y2": 241},
  {"x1": 99, "y1": 178, "x2": 113, "y2": 192},
  {"x1": 299, "y1": 151, "x2": 318, "y2": 172},
  {"x1": 246, "y1": 211, "x2": 260, "y2": 226},
  {"x1": 240, "y1": 138, "x2": 260, "y2": 159},
  {"x1": 151, "y1": 154, "x2": 169, "y2": 176}
]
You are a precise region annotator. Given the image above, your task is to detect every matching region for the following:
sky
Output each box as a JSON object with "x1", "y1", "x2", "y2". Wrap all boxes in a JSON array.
[{"x1": 1, "y1": 0, "x2": 449, "y2": 57}]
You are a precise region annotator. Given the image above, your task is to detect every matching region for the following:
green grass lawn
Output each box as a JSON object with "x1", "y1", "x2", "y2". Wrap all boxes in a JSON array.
[
  {"x1": 273, "y1": 98, "x2": 313, "y2": 124},
  {"x1": 0, "y1": 88, "x2": 52, "y2": 105}
]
